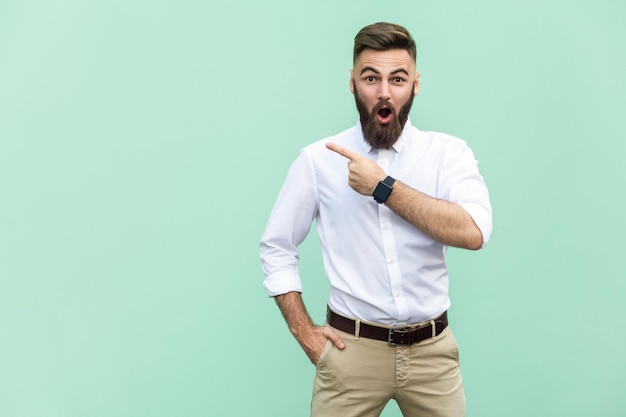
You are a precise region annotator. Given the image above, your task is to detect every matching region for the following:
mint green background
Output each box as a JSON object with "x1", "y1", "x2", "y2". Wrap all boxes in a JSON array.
[{"x1": 1, "y1": 1, "x2": 624, "y2": 416}]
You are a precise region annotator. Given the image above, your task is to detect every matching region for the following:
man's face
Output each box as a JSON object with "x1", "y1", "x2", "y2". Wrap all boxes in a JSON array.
[{"x1": 350, "y1": 48, "x2": 420, "y2": 149}]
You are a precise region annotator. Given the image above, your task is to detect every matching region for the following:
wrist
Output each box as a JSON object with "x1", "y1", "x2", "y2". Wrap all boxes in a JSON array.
[
  {"x1": 290, "y1": 320, "x2": 315, "y2": 339},
  {"x1": 373, "y1": 176, "x2": 396, "y2": 203}
]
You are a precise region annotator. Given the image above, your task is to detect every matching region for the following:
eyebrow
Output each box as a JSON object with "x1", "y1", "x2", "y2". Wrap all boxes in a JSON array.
[
  {"x1": 360, "y1": 66, "x2": 380, "y2": 75},
  {"x1": 360, "y1": 66, "x2": 410, "y2": 76},
  {"x1": 390, "y1": 68, "x2": 410, "y2": 76}
]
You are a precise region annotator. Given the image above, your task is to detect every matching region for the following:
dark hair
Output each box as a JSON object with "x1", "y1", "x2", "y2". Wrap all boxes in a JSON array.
[{"x1": 353, "y1": 22, "x2": 417, "y2": 64}]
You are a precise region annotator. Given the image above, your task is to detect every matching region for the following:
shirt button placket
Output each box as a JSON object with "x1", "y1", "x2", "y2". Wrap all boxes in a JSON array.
[{"x1": 376, "y1": 149, "x2": 408, "y2": 322}]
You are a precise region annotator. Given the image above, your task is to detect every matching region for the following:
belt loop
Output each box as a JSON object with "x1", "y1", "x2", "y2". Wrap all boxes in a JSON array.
[
  {"x1": 430, "y1": 320, "x2": 436, "y2": 338},
  {"x1": 354, "y1": 319, "x2": 361, "y2": 340}
]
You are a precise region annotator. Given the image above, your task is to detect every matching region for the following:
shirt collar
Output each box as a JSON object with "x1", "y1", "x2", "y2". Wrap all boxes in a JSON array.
[{"x1": 356, "y1": 117, "x2": 413, "y2": 155}]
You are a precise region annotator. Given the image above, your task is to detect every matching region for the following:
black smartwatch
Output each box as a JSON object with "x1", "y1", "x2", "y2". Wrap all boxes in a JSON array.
[{"x1": 373, "y1": 176, "x2": 396, "y2": 204}]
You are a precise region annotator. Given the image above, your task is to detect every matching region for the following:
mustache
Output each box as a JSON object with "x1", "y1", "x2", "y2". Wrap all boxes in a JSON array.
[{"x1": 372, "y1": 100, "x2": 396, "y2": 115}]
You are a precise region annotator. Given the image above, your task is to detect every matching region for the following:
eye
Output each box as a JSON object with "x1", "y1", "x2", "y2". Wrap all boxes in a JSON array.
[
  {"x1": 365, "y1": 76, "x2": 376, "y2": 82},
  {"x1": 393, "y1": 77, "x2": 405, "y2": 84}
]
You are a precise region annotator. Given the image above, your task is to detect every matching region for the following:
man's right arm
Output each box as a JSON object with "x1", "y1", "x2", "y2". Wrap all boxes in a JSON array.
[
  {"x1": 260, "y1": 149, "x2": 345, "y2": 364},
  {"x1": 275, "y1": 291, "x2": 345, "y2": 365}
]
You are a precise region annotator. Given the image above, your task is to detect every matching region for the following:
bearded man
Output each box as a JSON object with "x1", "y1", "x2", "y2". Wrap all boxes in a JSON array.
[{"x1": 260, "y1": 22, "x2": 493, "y2": 417}]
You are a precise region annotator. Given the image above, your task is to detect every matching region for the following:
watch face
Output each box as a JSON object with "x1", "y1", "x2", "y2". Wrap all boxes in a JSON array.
[{"x1": 374, "y1": 182, "x2": 393, "y2": 203}]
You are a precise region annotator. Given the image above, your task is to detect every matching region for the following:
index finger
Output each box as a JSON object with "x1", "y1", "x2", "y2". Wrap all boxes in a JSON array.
[{"x1": 326, "y1": 142, "x2": 361, "y2": 161}]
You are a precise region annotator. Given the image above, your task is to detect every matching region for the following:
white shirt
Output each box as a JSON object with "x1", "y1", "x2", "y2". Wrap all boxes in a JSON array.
[{"x1": 259, "y1": 120, "x2": 492, "y2": 325}]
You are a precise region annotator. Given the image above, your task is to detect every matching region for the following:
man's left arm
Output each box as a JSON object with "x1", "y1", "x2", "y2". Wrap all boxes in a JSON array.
[
  {"x1": 384, "y1": 181, "x2": 483, "y2": 250},
  {"x1": 326, "y1": 142, "x2": 487, "y2": 250}
]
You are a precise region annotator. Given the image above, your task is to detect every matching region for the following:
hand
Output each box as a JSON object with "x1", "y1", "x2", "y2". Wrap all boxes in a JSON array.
[
  {"x1": 299, "y1": 325, "x2": 346, "y2": 365},
  {"x1": 326, "y1": 142, "x2": 386, "y2": 196},
  {"x1": 274, "y1": 292, "x2": 346, "y2": 366}
]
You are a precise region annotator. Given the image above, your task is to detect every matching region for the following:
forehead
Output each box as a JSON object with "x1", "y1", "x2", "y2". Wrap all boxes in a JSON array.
[{"x1": 353, "y1": 48, "x2": 415, "y2": 73}]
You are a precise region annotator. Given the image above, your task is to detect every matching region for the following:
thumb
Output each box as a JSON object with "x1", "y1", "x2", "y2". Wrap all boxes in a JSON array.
[{"x1": 323, "y1": 327, "x2": 346, "y2": 350}]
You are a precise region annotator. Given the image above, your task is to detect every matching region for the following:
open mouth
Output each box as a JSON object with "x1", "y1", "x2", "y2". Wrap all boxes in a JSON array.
[{"x1": 376, "y1": 107, "x2": 393, "y2": 124}]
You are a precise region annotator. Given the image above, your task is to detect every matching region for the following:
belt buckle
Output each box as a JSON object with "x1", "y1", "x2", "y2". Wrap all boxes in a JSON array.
[{"x1": 388, "y1": 327, "x2": 413, "y2": 346}]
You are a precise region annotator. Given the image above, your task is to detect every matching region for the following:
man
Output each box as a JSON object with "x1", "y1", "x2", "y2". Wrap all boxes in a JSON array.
[{"x1": 259, "y1": 22, "x2": 492, "y2": 417}]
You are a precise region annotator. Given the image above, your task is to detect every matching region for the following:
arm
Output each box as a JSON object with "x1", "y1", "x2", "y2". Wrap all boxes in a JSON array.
[
  {"x1": 275, "y1": 291, "x2": 345, "y2": 365},
  {"x1": 385, "y1": 181, "x2": 483, "y2": 250},
  {"x1": 260, "y1": 149, "x2": 346, "y2": 364},
  {"x1": 326, "y1": 142, "x2": 483, "y2": 250},
  {"x1": 260, "y1": 149, "x2": 345, "y2": 364}
]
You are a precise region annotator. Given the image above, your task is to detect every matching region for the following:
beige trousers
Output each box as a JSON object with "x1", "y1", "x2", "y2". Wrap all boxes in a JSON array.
[{"x1": 311, "y1": 325, "x2": 465, "y2": 417}]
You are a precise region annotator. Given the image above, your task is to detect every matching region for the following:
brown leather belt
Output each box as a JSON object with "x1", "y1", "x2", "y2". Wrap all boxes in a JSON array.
[{"x1": 327, "y1": 307, "x2": 448, "y2": 346}]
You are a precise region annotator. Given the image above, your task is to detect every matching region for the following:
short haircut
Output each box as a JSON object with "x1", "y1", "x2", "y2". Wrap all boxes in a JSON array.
[{"x1": 353, "y1": 22, "x2": 417, "y2": 64}]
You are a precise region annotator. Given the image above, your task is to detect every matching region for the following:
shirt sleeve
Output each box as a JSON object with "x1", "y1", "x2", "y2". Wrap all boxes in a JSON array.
[
  {"x1": 439, "y1": 141, "x2": 493, "y2": 248},
  {"x1": 259, "y1": 147, "x2": 319, "y2": 296}
]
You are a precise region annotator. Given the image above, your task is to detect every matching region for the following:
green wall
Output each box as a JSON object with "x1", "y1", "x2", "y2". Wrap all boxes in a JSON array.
[{"x1": 1, "y1": 1, "x2": 624, "y2": 416}]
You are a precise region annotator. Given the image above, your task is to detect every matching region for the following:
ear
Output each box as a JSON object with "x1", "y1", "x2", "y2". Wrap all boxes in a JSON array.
[
  {"x1": 413, "y1": 71, "x2": 421, "y2": 96},
  {"x1": 349, "y1": 69, "x2": 355, "y2": 94}
]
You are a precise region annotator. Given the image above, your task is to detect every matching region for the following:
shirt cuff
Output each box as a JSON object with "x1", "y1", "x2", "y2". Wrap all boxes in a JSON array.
[
  {"x1": 263, "y1": 270, "x2": 304, "y2": 297},
  {"x1": 460, "y1": 202, "x2": 493, "y2": 248}
]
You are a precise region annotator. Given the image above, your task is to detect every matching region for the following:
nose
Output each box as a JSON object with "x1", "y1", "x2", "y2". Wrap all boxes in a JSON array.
[{"x1": 377, "y1": 80, "x2": 390, "y2": 101}]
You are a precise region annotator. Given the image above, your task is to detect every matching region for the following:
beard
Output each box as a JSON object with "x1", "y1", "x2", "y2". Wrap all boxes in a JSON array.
[{"x1": 354, "y1": 86, "x2": 415, "y2": 149}]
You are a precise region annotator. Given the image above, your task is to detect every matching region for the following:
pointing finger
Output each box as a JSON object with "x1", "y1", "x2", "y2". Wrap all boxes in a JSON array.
[{"x1": 326, "y1": 142, "x2": 361, "y2": 161}]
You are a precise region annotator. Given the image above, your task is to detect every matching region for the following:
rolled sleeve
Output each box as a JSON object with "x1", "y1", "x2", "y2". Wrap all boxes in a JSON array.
[
  {"x1": 460, "y1": 201, "x2": 493, "y2": 248},
  {"x1": 262, "y1": 270, "x2": 304, "y2": 297},
  {"x1": 259, "y1": 147, "x2": 318, "y2": 297},
  {"x1": 440, "y1": 141, "x2": 493, "y2": 248}
]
